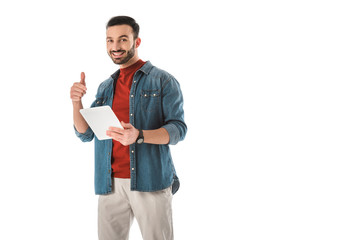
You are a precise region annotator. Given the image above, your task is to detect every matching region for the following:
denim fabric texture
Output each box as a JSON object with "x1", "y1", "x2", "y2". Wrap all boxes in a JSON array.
[{"x1": 74, "y1": 61, "x2": 187, "y2": 195}]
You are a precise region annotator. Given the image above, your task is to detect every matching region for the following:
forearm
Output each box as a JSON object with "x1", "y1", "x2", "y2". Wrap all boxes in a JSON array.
[
  {"x1": 73, "y1": 101, "x2": 89, "y2": 133},
  {"x1": 143, "y1": 128, "x2": 170, "y2": 145}
]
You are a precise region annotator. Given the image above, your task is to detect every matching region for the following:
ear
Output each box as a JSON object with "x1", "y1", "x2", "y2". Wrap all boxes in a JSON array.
[{"x1": 135, "y1": 38, "x2": 141, "y2": 48}]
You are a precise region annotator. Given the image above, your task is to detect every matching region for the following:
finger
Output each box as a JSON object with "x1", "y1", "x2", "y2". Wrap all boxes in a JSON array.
[
  {"x1": 74, "y1": 82, "x2": 87, "y2": 91},
  {"x1": 71, "y1": 86, "x2": 86, "y2": 93},
  {"x1": 72, "y1": 87, "x2": 86, "y2": 94},
  {"x1": 121, "y1": 121, "x2": 133, "y2": 129},
  {"x1": 106, "y1": 130, "x2": 113, "y2": 137},
  {"x1": 106, "y1": 130, "x2": 124, "y2": 142},
  {"x1": 71, "y1": 90, "x2": 86, "y2": 99},
  {"x1": 108, "y1": 127, "x2": 125, "y2": 134},
  {"x1": 70, "y1": 95, "x2": 83, "y2": 102},
  {"x1": 80, "y1": 72, "x2": 86, "y2": 86},
  {"x1": 71, "y1": 89, "x2": 86, "y2": 98},
  {"x1": 70, "y1": 91, "x2": 83, "y2": 100},
  {"x1": 71, "y1": 91, "x2": 85, "y2": 99}
]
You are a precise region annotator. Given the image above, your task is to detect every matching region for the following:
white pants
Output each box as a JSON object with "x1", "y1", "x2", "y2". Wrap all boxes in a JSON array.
[{"x1": 98, "y1": 178, "x2": 174, "y2": 240}]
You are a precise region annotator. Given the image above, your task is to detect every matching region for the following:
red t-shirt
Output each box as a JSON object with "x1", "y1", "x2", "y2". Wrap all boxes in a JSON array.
[{"x1": 111, "y1": 59, "x2": 146, "y2": 178}]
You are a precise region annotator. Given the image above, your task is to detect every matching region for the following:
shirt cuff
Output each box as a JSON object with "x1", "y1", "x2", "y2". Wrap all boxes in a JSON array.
[
  {"x1": 162, "y1": 123, "x2": 180, "y2": 145},
  {"x1": 74, "y1": 125, "x2": 94, "y2": 142}
]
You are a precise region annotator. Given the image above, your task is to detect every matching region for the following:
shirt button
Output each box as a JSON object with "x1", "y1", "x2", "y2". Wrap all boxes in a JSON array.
[
  {"x1": 131, "y1": 150, "x2": 134, "y2": 153},
  {"x1": 130, "y1": 113, "x2": 133, "y2": 116},
  {"x1": 132, "y1": 168, "x2": 135, "y2": 171},
  {"x1": 131, "y1": 95, "x2": 134, "y2": 98}
]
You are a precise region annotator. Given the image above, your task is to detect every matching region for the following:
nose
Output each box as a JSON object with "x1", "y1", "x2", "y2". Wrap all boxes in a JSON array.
[{"x1": 110, "y1": 41, "x2": 122, "y2": 52}]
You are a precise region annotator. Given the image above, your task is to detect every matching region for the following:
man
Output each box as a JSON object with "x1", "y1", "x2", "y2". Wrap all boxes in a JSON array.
[{"x1": 70, "y1": 16, "x2": 186, "y2": 240}]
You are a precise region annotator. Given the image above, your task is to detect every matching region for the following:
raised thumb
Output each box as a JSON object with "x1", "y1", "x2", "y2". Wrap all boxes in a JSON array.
[{"x1": 80, "y1": 72, "x2": 86, "y2": 86}]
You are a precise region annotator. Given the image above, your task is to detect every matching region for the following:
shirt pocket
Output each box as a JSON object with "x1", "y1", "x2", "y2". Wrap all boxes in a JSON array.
[
  {"x1": 94, "y1": 96, "x2": 108, "y2": 107},
  {"x1": 141, "y1": 90, "x2": 160, "y2": 113}
]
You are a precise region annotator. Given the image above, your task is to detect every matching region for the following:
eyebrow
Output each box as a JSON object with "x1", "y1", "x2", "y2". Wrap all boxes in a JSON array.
[{"x1": 106, "y1": 35, "x2": 129, "y2": 39}]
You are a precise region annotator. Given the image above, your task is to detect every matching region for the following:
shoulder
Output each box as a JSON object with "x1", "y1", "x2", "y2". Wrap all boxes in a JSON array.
[
  {"x1": 98, "y1": 78, "x2": 112, "y2": 90},
  {"x1": 142, "y1": 62, "x2": 177, "y2": 86},
  {"x1": 150, "y1": 64, "x2": 174, "y2": 80},
  {"x1": 96, "y1": 69, "x2": 119, "y2": 94}
]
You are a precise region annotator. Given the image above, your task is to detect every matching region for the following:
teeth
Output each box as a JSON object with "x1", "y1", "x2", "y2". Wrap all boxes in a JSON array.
[{"x1": 113, "y1": 52, "x2": 123, "y2": 56}]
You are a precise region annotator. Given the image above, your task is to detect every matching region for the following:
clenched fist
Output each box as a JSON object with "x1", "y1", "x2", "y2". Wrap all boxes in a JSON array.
[{"x1": 70, "y1": 72, "x2": 87, "y2": 102}]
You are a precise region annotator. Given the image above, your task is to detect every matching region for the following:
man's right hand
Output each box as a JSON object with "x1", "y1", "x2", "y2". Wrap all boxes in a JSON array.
[{"x1": 70, "y1": 72, "x2": 87, "y2": 102}]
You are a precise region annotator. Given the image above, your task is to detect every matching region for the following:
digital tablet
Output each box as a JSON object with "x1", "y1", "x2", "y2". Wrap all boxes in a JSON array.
[{"x1": 80, "y1": 105, "x2": 123, "y2": 140}]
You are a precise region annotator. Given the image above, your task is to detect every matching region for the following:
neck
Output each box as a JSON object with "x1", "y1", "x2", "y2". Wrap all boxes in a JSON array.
[{"x1": 119, "y1": 55, "x2": 140, "y2": 69}]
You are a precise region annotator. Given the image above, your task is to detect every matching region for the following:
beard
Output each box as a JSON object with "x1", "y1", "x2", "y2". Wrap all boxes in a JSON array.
[{"x1": 109, "y1": 43, "x2": 136, "y2": 65}]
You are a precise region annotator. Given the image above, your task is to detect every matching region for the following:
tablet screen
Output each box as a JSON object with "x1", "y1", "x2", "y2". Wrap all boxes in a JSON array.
[{"x1": 80, "y1": 105, "x2": 123, "y2": 140}]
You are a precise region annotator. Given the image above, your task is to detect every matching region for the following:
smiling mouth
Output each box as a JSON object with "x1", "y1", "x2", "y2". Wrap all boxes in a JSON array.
[{"x1": 112, "y1": 51, "x2": 125, "y2": 58}]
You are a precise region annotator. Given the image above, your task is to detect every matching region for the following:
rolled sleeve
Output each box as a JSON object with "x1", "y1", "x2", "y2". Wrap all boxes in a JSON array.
[
  {"x1": 161, "y1": 76, "x2": 187, "y2": 145},
  {"x1": 162, "y1": 123, "x2": 180, "y2": 145},
  {"x1": 74, "y1": 125, "x2": 94, "y2": 142}
]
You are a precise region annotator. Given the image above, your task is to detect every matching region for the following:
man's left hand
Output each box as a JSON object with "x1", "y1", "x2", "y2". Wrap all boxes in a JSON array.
[{"x1": 106, "y1": 121, "x2": 139, "y2": 146}]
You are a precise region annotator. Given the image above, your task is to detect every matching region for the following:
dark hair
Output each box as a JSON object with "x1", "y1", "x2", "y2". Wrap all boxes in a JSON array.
[{"x1": 106, "y1": 16, "x2": 140, "y2": 39}]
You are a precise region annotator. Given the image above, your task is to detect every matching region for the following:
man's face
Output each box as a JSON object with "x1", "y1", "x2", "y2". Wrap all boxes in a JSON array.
[{"x1": 106, "y1": 25, "x2": 136, "y2": 65}]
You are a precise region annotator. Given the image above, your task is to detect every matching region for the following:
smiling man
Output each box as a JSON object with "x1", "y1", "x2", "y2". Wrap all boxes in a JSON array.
[{"x1": 70, "y1": 16, "x2": 187, "y2": 240}]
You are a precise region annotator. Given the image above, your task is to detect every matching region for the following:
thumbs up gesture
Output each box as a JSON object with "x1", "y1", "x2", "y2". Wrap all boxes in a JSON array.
[{"x1": 70, "y1": 72, "x2": 87, "y2": 102}]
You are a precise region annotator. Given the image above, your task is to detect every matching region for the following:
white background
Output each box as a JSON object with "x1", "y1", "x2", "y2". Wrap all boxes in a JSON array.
[{"x1": 1, "y1": 0, "x2": 360, "y2": 239}]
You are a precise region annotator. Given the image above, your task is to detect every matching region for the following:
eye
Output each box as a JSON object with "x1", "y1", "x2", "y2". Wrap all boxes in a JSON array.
[
  {"x1": 107, "y1": 39, "x2": 113, "y2": 43},
  {"x1": 120, "y1": 39, "x2": 127, "y2": 42}
]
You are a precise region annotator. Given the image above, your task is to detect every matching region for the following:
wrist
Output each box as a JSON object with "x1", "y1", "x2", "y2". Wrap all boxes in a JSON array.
[
  {"x1": 72, "y1": 100, "x2": 83, "y2": 108},
  {"x1": 136, "y1": 129, "x2": 144, "y2": 144}
]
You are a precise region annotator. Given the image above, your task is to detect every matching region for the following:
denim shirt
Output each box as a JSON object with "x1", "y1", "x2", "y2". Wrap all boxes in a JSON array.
[{"x1": 74, "y1": 61, "x2": 187, "y2": 195}]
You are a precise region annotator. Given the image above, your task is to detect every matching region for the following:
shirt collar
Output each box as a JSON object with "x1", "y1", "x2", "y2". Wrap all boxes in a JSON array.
[{"x1": 110, "y1": 61, "x2": 153, "y2": 80}]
